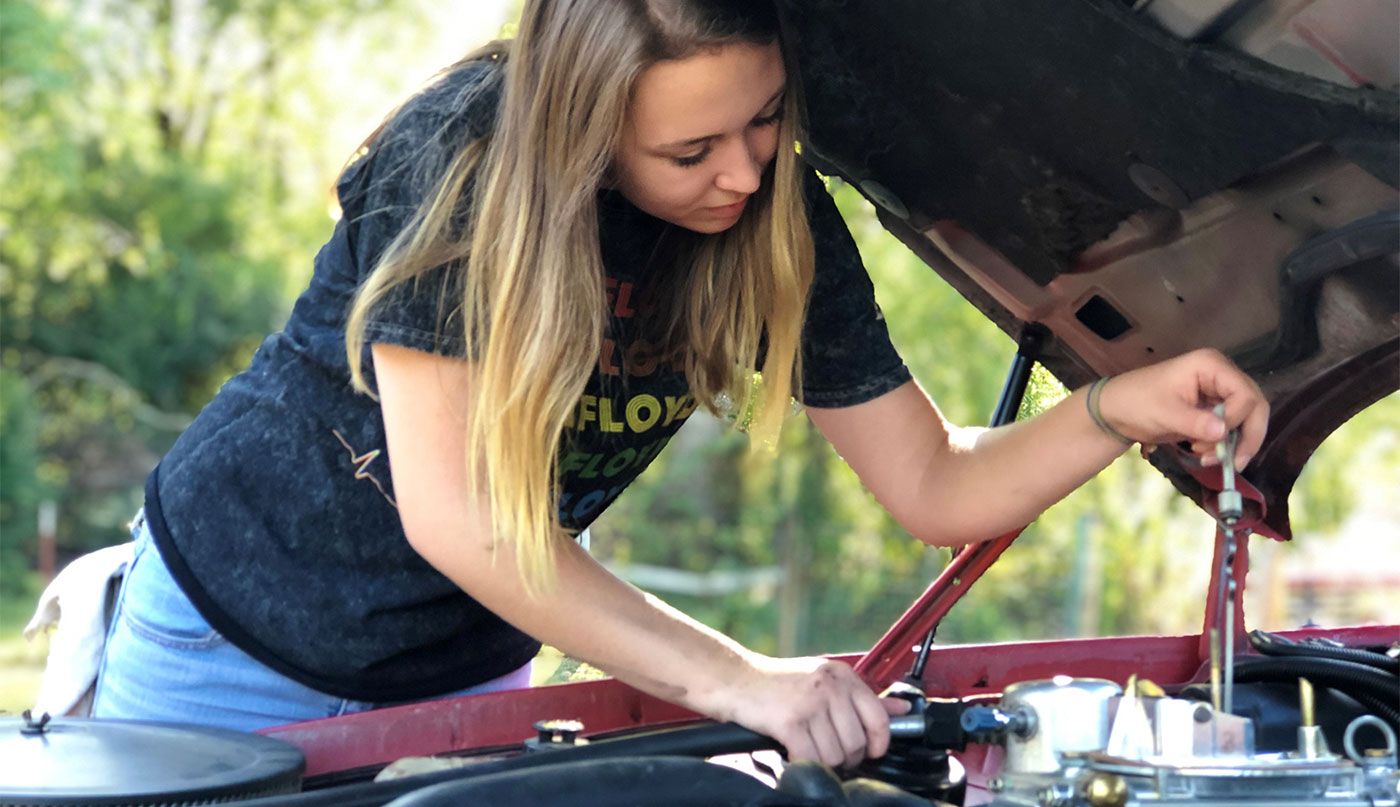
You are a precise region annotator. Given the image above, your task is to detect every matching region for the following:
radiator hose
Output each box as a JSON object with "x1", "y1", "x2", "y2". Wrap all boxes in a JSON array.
[
  {"x1": 1250, "y1": 629, "x2": 1400, "y2": 675},
  {"x1": 1230, "y1": 655, "x2": 1400, "y2": 729}
]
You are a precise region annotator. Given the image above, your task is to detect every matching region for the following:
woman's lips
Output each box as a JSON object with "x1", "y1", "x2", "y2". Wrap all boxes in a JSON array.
[{"x1": 705, "y1": 198, "x2": 748, "y2": 217}]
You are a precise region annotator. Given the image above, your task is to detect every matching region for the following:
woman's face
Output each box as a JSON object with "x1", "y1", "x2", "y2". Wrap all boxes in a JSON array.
[{"x1": 613, "y1": 41, "x2": 786, "y2": 234}]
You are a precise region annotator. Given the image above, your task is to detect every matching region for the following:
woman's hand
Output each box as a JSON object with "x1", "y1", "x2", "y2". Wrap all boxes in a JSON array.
[
  {"x1": 708, "y1": 655, "x2": 908, "y2": 769},
  {"x1": 1096, "y1": 348, "x2": 1268, "y2": 470}
]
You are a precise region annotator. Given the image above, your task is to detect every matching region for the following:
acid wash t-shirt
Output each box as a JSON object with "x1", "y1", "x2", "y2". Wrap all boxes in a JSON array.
[{"x1": 144, "y1": 60, "x2": 911, "y2": 702}]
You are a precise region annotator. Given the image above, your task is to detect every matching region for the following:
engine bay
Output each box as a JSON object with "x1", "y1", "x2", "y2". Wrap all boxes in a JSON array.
[
  {"x1": 288, "y1": 628, "x2": 1400, "y2": 806},
  {"x1": 364, "y1": 627, "x2": 1399, "y2": 807}
]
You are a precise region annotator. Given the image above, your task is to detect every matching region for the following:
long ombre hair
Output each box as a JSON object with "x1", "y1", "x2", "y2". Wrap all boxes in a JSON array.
[{"x1": 346, "y1": 0, "x2": 814, "y2": 594}]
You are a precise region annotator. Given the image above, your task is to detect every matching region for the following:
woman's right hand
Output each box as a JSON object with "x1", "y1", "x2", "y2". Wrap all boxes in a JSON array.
[{"x1": 709, "y1": 655, "x2": 908, "y2": 769}]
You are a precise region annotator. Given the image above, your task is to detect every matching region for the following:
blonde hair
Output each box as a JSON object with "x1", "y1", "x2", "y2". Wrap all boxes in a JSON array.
[{"x1": 346, "y1": 0, "x2": 814, "y2": 594}]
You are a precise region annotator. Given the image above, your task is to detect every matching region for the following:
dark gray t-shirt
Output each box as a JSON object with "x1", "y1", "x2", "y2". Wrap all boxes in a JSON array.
[{"x1": 145, "y1": 60, "x2": 910, "y2": 701}]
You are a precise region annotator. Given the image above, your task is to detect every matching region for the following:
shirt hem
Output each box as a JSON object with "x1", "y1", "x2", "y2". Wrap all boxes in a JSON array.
[
  {"x1": 143, "y1": 466, "x2": 541, "y2": 703},
  {"x1": 801, "y1": 363, "x2": 913, "y2": 409},
  {"x1": 363, "y1": 322, "x2": 469, "y2": 358}
]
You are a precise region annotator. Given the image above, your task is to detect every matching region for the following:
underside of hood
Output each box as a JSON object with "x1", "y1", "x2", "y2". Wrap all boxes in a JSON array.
[{"x1": 783, "y1": 0, "x2": 1400, "y2": 539}]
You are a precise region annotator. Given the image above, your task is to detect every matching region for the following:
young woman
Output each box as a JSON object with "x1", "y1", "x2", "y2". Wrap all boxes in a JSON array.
[{"x1": 92, "y1": 0, "x2": 1267, "y2": 769}]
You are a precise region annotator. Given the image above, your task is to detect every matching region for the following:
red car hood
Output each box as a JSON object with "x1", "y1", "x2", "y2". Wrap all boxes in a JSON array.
[{"x1": 783, "y1": 0, "x2": 1400, "y2": 541}]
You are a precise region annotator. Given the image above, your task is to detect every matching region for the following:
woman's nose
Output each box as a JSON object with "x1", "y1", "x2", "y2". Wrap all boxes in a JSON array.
[{"x1": 713, "y1": 136, "x2": 763, "y2": 195}]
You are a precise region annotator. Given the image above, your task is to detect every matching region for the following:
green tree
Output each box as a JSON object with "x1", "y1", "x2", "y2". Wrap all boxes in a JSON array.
[{"x1": 0, "y1": 0, "x2": 420, "y2": 584}]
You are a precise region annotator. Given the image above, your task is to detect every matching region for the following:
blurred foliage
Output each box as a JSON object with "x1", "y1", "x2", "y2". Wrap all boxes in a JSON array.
[
  {"x1": 0, "y1": 0, "x2": 413, "y2": 580},
  {"x1": 1, "y1": 0, "x2": 1394, "y2": 668}
]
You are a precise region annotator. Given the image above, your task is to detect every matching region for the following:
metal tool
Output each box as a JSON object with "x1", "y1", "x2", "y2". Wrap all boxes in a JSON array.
[{"x1": 1212, "y1": 403, "x2": 1243, "y2": 715}]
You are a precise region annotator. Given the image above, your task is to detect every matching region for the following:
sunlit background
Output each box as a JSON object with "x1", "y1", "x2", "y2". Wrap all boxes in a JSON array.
[{"x1": 2, "y1": 0, "x2": 1396, "y2": 714}]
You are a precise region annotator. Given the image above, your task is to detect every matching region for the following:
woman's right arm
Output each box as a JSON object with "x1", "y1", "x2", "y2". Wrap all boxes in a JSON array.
[{"x1": 371, "y1": 342, "x2": 902, "y2": 768}]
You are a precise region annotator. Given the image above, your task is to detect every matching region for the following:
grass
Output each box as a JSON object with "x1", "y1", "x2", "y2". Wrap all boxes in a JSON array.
[
  {"x1": 0, "y1": 571, "x2": 47, "y2": 717},
  {"x1": 532, "y1": 645, "x2": 609, "y2": 687},
  {"x1": 0, "y1": 638, "x2": 46, "y2": 717}
]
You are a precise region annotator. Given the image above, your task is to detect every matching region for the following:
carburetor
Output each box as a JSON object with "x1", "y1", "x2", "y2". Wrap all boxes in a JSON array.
[{"x1": 959, "y1": 675, "x2": 1399, "y2": 807}]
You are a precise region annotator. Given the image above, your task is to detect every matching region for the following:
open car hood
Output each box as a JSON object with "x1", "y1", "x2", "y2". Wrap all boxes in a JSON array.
[{"x1": 783, "y1": 0, "x2": 1400, "y2": 540}]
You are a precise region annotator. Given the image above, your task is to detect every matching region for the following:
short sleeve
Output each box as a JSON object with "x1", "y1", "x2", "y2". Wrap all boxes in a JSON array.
[
  {"x1": 799, "y1": 172, "x2": 912, "y2": 407},
  {"x1": 336, "y1": 62, "x2": 502, "y2": 359}
]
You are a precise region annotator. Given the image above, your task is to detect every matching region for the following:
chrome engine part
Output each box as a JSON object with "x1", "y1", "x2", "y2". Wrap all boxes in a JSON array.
[{"x1": 964, "y1": 676, "x2": 1399, "y2": 807}]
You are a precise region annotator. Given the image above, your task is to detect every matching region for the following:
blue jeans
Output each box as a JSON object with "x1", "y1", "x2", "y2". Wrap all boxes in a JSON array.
[{"x1": 92, "y1": 512, "x2": 531, "y2": 732}]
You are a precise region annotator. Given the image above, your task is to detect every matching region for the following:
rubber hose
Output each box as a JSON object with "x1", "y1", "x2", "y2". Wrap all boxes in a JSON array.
[
  {"x1": 237, "y1": 722, "x2": 781, "y2": 807},
  {"x1": 1349, "y1": 691, "x2": 1400, "y2": 729},
  {"x1": 1232, "y1": 657, "x2": 1400, "y2": 727},
  {"x1": 1250, "y1": 630, "x2": 1400, "y2": 674},
  {"x1": 380, "y1": 756, "x2": 809, "y2": 807}
]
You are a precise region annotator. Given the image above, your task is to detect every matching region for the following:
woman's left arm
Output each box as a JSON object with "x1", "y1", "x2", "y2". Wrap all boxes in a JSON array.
[{"x1": 805, "y1": 347, "x2": 1269, "y2": 547}]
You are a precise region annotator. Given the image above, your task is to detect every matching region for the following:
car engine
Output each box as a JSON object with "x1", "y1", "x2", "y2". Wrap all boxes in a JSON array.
[
  {"x1": 352, "y1": 631, "x2": 1400, "y2": 807},
  {"x1": 952, "y1": 674, "x2": 1397, "y2": 807}
]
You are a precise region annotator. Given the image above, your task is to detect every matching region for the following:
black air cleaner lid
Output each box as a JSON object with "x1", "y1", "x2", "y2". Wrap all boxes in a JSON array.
[{"x1": 1, "y1": 716, "x2": 305, "y2": 806}]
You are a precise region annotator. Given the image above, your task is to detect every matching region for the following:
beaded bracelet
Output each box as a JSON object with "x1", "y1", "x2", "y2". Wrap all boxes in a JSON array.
[{"x1": 1086, "y1": 377, "x2": 1134, "y2": 446}]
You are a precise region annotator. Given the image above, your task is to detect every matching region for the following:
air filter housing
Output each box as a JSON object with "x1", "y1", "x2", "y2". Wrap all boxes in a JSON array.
[{"x1": 1, "y1": 715, "x2": 304, "y2": 806}]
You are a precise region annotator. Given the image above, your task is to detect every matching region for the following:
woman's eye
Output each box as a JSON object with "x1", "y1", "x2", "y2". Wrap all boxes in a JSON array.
[
  {"x1": 668, "y1": 108, "x2": 781, "y2": 168},
  {"x1": 672, "y1": 148, "x2": 709, "y2": 168},
  {"x1": 751, "y1": 110, "x2": 783, "y2": 128}
]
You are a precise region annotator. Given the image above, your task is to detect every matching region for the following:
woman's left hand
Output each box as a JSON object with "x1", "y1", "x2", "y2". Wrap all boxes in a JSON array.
[{"x1": 1096, "y1": 348, "x2": 1268, "y2": 470}]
